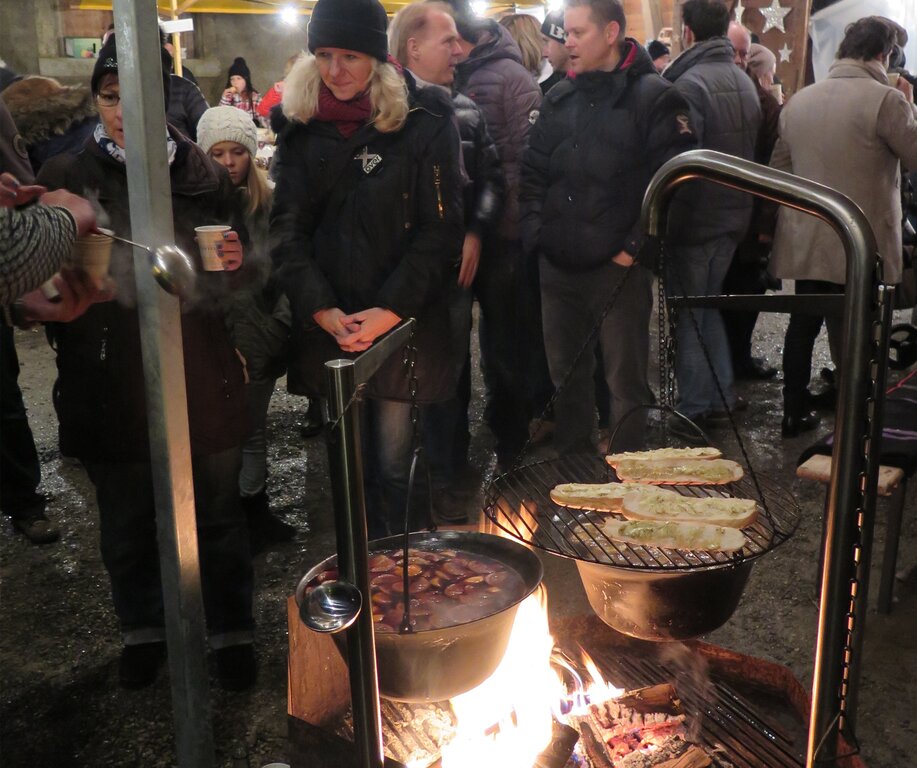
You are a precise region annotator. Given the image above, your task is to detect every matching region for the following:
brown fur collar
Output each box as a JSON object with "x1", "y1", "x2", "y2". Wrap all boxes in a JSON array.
[{"x1": 1, "y1": 76, "x2": 97, "y2": 146}]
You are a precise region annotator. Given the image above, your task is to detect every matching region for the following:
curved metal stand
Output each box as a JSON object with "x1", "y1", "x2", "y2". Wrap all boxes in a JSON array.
[
  {"x1": 324, "y1": 320, "x2": 417, "y2": 768},
  {"x1": 642, "y1": 150, "x2": 884, "y2": 768}
]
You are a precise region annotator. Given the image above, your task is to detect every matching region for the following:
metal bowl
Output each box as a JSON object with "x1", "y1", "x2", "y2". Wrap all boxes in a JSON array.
[
  {"x1": 575, "y1": 559, "x2": 753, "y2": 641},
  {"x1": 296, "y1": 531, "x2": 543, "y2": 702}
]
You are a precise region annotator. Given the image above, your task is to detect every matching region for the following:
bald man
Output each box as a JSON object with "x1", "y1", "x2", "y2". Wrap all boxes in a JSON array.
[{"x1": 728, "y1": 21, "x2": 751, "y2": 68}]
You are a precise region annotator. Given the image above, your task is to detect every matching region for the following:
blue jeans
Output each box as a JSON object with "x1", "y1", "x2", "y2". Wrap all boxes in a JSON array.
[
  {"x1": 239, "y1": 378, "x2": 276, "y2": 498},
  {"x1": 360, "y1": 398, "x2": 425, "y2": 539},
  {"x1": 667, "y1": 237, "x2": 738, "y2": 419},
  {"x1": 85, "y1": 448, "x2": 254, "y2": 648}
]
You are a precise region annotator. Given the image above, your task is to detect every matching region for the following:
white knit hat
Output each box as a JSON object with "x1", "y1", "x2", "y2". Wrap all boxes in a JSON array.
[{"x1": 196, "y1": 106, "x2": 258, "y2": 157}]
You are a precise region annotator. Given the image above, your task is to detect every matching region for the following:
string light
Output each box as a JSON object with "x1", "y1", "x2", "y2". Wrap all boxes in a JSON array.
[{"x1": 280, "y1": 6, "x2": 299, "y2": 26}]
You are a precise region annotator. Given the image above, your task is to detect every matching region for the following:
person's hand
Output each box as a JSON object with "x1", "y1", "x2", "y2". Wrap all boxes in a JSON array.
[
  {"x1": 0, "y1": 173, "x2": 47, "y2": 208},
  {"x1": 337, "y1": 308, "x2": 401, "y2": 353},
  {"x1": 217, "y1": 230, "x2": 243, "y2": 271},
  {"x1": 18, "y1": 268, "x2": 113, "y2": 324},
  {"x1": 39, "y1": 188, "x2": 97, "y2": 236},
  {"x1": 223, "y1": 86, "x2": 237, "y2": 99},
  {"x1": 611, "y1": 250, "x2": 635, "y2": 267},
  {"x1": 458, "y1": 232, "x2": 481, "y2": 288},
  {"x1": 313, "y1": 307, "x2": 361, "y2": 340},
  {"x1": 274, "y1": 80, "x2": 285, "y2": 93},
  {"x1": 894, "y1": 74, "x2": 913, "y2": 103}
]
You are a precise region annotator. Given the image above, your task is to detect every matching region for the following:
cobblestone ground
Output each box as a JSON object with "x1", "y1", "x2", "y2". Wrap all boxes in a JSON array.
[{"x1": 1, "y1": 296, "x2": 914, "y2": 768}]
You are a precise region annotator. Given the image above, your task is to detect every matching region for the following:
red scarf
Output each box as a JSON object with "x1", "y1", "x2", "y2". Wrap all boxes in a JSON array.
[{"x1": 315, "y1": 83, "x2": 372, "y2": 138}]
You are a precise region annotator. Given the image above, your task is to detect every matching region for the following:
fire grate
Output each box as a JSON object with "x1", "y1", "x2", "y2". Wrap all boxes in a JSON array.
[
  {"x1": 581, "y1": 649, "x2": 805, "y2": 768},
  {"x1": 484, "y1": 454, "x2": 800, "y2": 571}
]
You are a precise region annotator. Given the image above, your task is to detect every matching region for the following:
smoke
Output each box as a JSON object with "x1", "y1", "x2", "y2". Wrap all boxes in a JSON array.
[{"x1": 658, "y1": 642, "x2": 712, "y2": 742}]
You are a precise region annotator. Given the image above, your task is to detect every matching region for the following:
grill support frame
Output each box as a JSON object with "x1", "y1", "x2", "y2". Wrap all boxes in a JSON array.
[{"x1": 641, "y1": 150, "x2": 884, "y2": 768}]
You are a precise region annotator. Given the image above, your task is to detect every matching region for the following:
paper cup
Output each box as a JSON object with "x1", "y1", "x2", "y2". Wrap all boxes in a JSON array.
[
  {"x1": 888, "y1": 72, "x2": 900, "y2": 88},
  {"x1": 41, "y1": 276, "x2": 61, "y2": 300},
  {"x1": 70, "y1": 231, "x2": 113, "y2": 288},
  {"x1": 195, "y1": 225, "x2": 231, "y2": 271},
  {"x1": 769, "y1": 83, "x2": 784, "y2": 104}
]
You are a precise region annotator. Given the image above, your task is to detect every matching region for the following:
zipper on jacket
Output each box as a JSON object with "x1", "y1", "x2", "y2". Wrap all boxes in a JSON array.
[{"x1": 433, "y1": 164, "x2": 444, "y2": 220}]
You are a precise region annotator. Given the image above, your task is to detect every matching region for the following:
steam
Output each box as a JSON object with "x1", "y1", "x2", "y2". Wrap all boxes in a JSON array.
[{"x1": 658, "y1": 642, "x2": 712, "y2": 742}]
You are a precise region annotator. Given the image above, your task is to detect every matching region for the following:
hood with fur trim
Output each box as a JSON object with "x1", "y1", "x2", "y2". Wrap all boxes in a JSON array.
[{"x1": 2, "y1": 76, "x2": 97, "y2": 147}]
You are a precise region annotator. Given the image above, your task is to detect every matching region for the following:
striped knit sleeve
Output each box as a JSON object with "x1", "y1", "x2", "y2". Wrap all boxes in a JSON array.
[{"x1": 0, "y1": 204, "x2": 78, "y2": 306}]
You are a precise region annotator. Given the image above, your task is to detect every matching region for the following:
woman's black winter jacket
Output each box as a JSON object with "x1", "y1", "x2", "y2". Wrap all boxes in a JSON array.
[
  {"x1": 269, "y1": 83, "x2": 464, "y2": 402},
  {"x1": 37, "y1": 129, "x2": 250, "y2": 462}
]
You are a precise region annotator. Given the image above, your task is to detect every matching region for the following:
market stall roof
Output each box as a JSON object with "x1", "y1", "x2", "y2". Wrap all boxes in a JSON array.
[{"x1": 73, "y1": 0, "x2": 545, "y2": 14}]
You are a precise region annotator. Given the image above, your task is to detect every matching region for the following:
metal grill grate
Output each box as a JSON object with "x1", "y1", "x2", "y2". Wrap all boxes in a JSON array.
[
  {"x1": 484, "y1": 454, "x2": 800, "y2": 572},
  {"x1": 581, "y1": 647, "x2": 806, "y2": 768}
]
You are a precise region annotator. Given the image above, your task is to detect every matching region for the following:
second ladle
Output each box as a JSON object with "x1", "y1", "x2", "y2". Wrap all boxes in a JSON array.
[{"x1": 101, "y1": 229, "x2": 197, "y2": 299}]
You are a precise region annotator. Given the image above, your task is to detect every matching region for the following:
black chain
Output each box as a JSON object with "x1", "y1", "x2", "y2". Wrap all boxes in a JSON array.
[{"x1": 399, "y1": 321, "x2": 434, "y2": 634}]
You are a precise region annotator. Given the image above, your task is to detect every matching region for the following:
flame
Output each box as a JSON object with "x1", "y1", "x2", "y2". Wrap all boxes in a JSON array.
[
  {"x1": 441, "y1": 586, "x2": 556, "y2": 768},
  {"x1": 579, "y1": 648, "x2": 625, "y2": 707}
]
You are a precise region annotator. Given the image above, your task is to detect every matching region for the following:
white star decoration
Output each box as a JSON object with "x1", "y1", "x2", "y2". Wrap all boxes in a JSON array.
[
  {"x1": 733, "y1": 0, "x2": 746, "y2": 23},
  {"x1": 778, "y1": 43, "x2": 792, "y2": 62},
  {"x1": 759, "y1": 0, "x2": 792, "y2": 34}
]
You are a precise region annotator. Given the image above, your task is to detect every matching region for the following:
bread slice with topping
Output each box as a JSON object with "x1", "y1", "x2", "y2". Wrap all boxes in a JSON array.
[
  {"x1": 621, "y1": 489, "x2": 758, "y2": 528},
  {"x1": 605, "y1": 447, "x2": 722, "y2": 467},
  {"x1": 602, "y1": 518, "x2": 748, "y2": 553},
  {"x1": 613, "y1": 458, "x2": 743, "y2": 485},
  {"x1": 550, "y1": 482, "x2": 677, "y2": 512}
]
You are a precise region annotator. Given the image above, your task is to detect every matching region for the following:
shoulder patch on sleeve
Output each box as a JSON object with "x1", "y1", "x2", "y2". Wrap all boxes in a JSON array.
[
  {"x1": 675, "y1": 112, "x2": 693, "y2": 135},
  {"x1": 13, "y1": 133, "x2": 28, "y2": 160},
  {"x1": 528, "y1": 109, "x2": 540, "y2": 125}
]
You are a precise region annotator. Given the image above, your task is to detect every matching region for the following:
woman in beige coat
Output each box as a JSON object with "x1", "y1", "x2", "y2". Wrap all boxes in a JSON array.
[{"x1": 769, "y1": 16, "x2": 917, "y2": 436}]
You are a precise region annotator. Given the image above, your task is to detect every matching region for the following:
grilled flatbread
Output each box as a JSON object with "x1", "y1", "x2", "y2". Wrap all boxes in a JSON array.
[
  {"x1": 602, "y1": 518, "x2": 748, "y2": 553},
  {"x1": 613, "y1": 458, "x2": 743, "y2": 485},
  {"x1": 621, "y1": 489, "x2": 758, "y2": 528},
  {"x1": 605, "y1": 447, "x2": 722, "y2": 467},
  {"x1": 550, "y1": 482, "x2": 677, "y2": 512}
]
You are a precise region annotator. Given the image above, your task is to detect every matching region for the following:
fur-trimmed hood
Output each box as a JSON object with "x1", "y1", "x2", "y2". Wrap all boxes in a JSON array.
[{"x1": 2, "y1": 76, "x2": 97, "y2": 147}]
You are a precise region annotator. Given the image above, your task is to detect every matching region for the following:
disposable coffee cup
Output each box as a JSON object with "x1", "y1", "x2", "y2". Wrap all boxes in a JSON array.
[
  {"x1": 888, "y1": 72, "x2": 900, "y2": 88},
  {"x1": 70, "y1": 230, "x2": 113, "y2": 288},
  {"x1": 770, "y1": 83, "x2": 784, "y2": 103},
  {"x1": 195, "y1": 225, "x2": 231, "y2": 271},
  {"x1": 41, "y1": 276, "x2": 61, "y2": 301}
]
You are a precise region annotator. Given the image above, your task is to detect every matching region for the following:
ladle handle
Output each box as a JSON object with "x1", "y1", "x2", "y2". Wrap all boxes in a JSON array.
[{"x1": 103, "y1": 231, "x2": 153, "y2": 253}]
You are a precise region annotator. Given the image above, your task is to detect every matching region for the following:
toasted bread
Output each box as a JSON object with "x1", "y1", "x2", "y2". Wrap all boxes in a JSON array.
[
  {"x1": 621, "y1": 489, "x2": 758, "y2": 528},
  {"x1": 602, "y1": 518, "x2": 748, "y2": 553},
  {"x1": 613, "y1": 458, "x2": 743, "y2": 485},
  {"x1": 550, "y1": 482, "x2": 677, "y2": 512},
  {"x1": 605, "y1": 447, "x2": 722, "y2": 467}
]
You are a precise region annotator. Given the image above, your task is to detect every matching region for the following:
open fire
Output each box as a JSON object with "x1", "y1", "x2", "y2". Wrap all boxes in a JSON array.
[{"x1": 422, "y1": 587, "x2": 710, "y2": 768}]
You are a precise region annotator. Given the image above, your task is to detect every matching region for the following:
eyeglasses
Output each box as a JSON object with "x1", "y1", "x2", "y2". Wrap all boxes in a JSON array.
[{"x1": 96, "y1": 92, "x2": 121, "y2": 108}]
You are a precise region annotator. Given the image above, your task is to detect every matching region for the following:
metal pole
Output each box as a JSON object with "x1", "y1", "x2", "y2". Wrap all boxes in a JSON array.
[
  {"x1": 325, "y1": 359, "x2": 385, "y2": 768},
  {"x1": 641, "y1": 150, "x2": 880, "y2": 768},
  {"x1": 112, "y1": 2, "x2": 214, "y2": 766}
]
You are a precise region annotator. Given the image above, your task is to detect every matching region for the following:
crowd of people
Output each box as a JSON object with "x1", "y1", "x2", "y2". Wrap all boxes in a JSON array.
[{"x1": 1, "y1": 0, "x2": 915, "y2": 693}]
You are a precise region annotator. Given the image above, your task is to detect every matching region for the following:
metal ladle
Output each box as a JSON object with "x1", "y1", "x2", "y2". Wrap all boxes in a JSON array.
[
  {"x1": 99, "y1": 229, "x2": 197, "y2": 299},
  {"x1": 299, "y1": 579, "x2": 363, "y2": 634}
]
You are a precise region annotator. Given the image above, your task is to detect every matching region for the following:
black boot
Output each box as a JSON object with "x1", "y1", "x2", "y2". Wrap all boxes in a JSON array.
[{"x1": 781, "y1": 411, "x2": 820, "y2": 437}]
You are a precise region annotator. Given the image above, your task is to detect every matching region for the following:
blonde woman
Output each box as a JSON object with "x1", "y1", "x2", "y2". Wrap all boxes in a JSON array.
[
  {"x1": 196, "y1": 105, "x2": 294, "y2": 551},
  {"x1": 270, "y1": 0, "x2": 464, "y2": 539},
  {"x1": 499, "y1": 13, "x2": 545, "y2": 81}
]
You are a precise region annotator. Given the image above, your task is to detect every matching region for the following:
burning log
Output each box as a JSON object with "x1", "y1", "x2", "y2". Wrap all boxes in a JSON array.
[
  {"x1": 614, "y1": 684, "x2": 681, "y2": 715},
  {"x1": 334, "y1": 699, "x2": 456, "y2": 768},
  {"x1": 654, "y1": 746, "x2": 712, "y2": 768},
  {"x1": 532, "y1": 720, "x2": 580, "y2": 768}
]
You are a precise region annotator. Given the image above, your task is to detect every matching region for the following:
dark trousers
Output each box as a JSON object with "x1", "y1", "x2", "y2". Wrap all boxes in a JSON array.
[
  {"x1": 0, "y1": 327, "x2": 46, "y2": 521},
  {"x1": 721, "y1": 244, "x2": 768, "y2": 370},
  {"x1": 540, "y1": 258, "x2": 654, "y2": 454},
  {"x1": 85, "y1": 448, "x2": 254, "y2": 648},
  {"x1": 422, "y1": 278, "x2": 473, "y2": 490},
  {"x1": 782, "y1": 279, "x2": 844, "y2": 416},
  {"x1": 476, "y1": 238, "x2": 531, "y2": 463}
]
